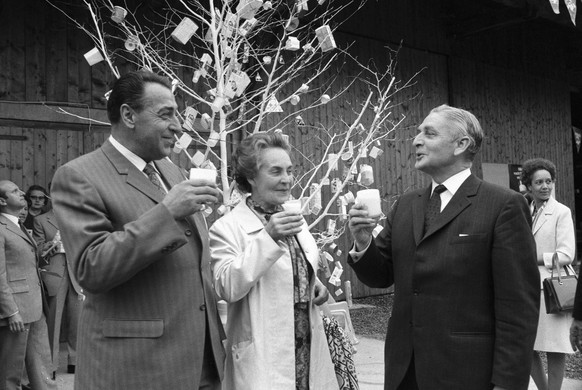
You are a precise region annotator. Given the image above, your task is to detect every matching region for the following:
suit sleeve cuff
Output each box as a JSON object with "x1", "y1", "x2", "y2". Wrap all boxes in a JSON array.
[{"x1": 349, "y1": 238, "x2": 372, "y2": 262}]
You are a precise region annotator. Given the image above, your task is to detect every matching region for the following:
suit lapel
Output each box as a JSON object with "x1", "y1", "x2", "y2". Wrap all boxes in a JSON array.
[
  {"x1": 533, "y1": 197, "x2": 555, "y2": 235},
  {"x1": 46, "y1": 213, "x2": 59, "y2": 231},
  {"x1": 413, "y1": 189, "x2": 428, "y2": 245},
  {"x1": 0, "y1": 215, "x2": 35, "y2": 247},
  {"x1": 422, "y1": 175, "x2": 480, "y2": 241},
  {"x1": 102, "y1": 140, "x2": 165, "y2": 204}
]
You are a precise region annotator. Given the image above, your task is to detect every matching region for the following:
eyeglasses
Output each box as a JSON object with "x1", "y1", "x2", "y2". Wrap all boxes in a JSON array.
[{"x1": 29, "y1": 196, "x2": 46, "y2": 201}]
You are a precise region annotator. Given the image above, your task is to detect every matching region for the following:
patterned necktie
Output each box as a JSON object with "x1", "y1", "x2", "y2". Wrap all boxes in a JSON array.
[
  {"x1": 424, "y1": 184, "x2": 447, "y2": 233},
  {"x1": 143, "y1": 163, "x2": 165, "y2": 195}
]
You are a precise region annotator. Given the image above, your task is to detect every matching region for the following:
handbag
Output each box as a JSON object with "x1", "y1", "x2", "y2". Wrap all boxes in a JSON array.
[{"x1": 542, "y1": 253, "x2": 578, "y2": 314}]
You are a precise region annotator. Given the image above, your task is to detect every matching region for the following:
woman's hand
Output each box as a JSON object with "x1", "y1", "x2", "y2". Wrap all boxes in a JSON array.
[
  {"x1": 313, "y1": 283, "x2": 329, "y2": 306},
  {"x1": 265, "y1": 211, "x2": 303, "y2": 242}
]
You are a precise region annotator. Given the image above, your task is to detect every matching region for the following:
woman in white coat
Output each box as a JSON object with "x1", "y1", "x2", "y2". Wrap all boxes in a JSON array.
[
  {"x1": 209, "y1": 133, "x2": 338, "y2": 390},
  {"x1": 522, "y1": 158, "x2": 576, "y2": 390}
]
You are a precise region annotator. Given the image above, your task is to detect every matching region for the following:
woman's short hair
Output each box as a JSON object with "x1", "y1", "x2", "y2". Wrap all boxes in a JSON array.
[
  {"x1": 25, "y1": 184, "x2": 48, "y2": 206},
  {"x1": 521, "y1": 158, "x2": 556, "y2": 187},
  {"x1": 430, "y1": 104, "x2": 483, "y2": 160},
  {"x1": 233, "y1": 132, "x2": 291, "y2": 193},
  {"x1": 107, "y1": 70, "x2": 172, "y2": 124}
]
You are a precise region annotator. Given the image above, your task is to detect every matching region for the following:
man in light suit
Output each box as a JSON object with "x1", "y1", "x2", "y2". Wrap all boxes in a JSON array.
[
  {"x1": 0, "y1": 180, "x2": 57, "y2": 390},
  {"x1": 51, "y1": 70, "x2": 225, "y2": 390},
  {"x1": 348, "y1": 105, "x2": 540, "y2": 390},
  {"x1": 33, "y1": 209, "x2": 82, "y2": 375}
]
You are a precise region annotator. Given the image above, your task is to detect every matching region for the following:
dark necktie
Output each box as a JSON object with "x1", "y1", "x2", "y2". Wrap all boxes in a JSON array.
[
  {"x1": 424, "y1": 184, "x2": 446, "y2": 233},
  {"x1": 143, "y1": 163, "x2": 165, "y2": 195}
]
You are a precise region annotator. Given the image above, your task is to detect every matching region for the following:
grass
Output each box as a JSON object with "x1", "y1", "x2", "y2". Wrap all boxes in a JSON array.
[{"x1": 350, "y1": 293, "x2": 582, "y2": 380}]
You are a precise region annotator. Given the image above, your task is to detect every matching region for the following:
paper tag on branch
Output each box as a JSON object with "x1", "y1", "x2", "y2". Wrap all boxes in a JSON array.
[
  {"x1": 222, "y1": 12, "x2": 237, "y2": 38},
  {"x1": 171, "y1": 17, "x2": 199, "y2": 44},
  {"x1": 285, "y1": 36, "x2": 300, "y2": 51},
  {"x1": 369, "y1": 146, "x2": 383, "y2": 159},
  {"x1": 207, "y1": 131, "x2": 220, "y2": 147},
  {"x1": 341, "y1": 141, "x2": 354, "y2": 160},
  {"x1": 265, "y1": 97, "x2": 283, "y2": 112},
  {"x1": 331, "y1": 178, "x2": 341, "y2": 193},
  {"x1": 84, "y1": 47, "x2": 104, "y2": 66},
  {"x1": 329, "y1": 266, "x2": 343, "y2": 286},
  {"x1": 200, "y1": 113, "x2": 212, "y2": 130},
  {"x1": 327, "y1": 219, "x2": 336, "y2": 235},
  {"x1": 309, "y1": 184, "x2": 322, "y2": 215},
  {"x1": 225, "y1": 70, "x2": 251, "y2": 98},
  {"x1": 176, "y1": 132, "x2": 193, "y2": 150},
  {"x1": 315, "y1": 25, "x2": 336, "y2": 52},
  {"x1": 237, "y1": 0, "x2": 263, "y2": 19},
  {"x1": 191, "y1": 151, "x2": 206, "y2": 167},
  {"x1": 239, "y1": 18, "x2": 258, "y2": 37},
  {"x1": 182, "y1": 107, "x2": 199, "y2": 131},
  {"x1": 359, "y1": 164, "x2": 374, "y2": 186},
  {"x1": 328, "y1": 153, "x2": 339, "y2": 171},
  {"x1": 322, "y1": 251, "x2": 334, "y2": 263}
]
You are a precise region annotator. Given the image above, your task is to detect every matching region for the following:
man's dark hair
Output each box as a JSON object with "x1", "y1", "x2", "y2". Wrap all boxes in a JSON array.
[{"x1": 107, "y1": 70, "x2": 172, "y2": 124}]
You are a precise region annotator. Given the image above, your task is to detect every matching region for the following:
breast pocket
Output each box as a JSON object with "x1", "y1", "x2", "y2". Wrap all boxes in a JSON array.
[{"x1": 450, "y1": 233, "x2": 488, "y2": 245}]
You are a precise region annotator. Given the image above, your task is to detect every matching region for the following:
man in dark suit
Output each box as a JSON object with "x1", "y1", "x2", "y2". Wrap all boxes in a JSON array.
[
  {"x1": 51, "y1": 70, "x2": 225, "y2": 389},
  {"x1": 347, "y1": 105, "x2": 540, "y2": 390},
  {"x1": 0, "y1": 180, "x2": 56, "y2": 390},
  {"x1": 33, "y1": 209, "x2": 82, "y2": 375}
]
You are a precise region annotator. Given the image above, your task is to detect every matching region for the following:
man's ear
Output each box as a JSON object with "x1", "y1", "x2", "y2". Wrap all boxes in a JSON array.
[
  {"x1": 120, "y1": 104, "x2": 136, "y2": 129},
  {"x1": 453, "y1": 136, "x2": 471, "y2": 157},
  {"x1": 0, "y1": 198, "x2": 7, "y2": 207}
]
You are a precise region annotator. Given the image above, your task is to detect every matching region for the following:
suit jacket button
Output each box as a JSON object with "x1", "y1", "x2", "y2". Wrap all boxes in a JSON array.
[
  {"x1": 185, "y1": 229, "x2": 192, "y2": 236},
  {"x1": 199, "y1": 304, "x2": 206, "y2": 311},
  {"x1": 413, "y1": 289, "x2": 419, "y2": 296}
]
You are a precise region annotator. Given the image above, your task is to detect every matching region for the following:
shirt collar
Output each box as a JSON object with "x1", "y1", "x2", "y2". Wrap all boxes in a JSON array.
[
  {"x1": 432, "y1": 168, "x2": 471, "y2": 196},
  {"x1": 1, "y1": 213, "x2": 20, "y2": 226},
  {"x1": 109, "y1": 135, "x2": 147, "y2": 172}
]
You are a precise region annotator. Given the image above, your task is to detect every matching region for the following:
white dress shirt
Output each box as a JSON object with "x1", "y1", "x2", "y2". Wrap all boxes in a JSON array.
[{"x1": 349, "y1": 168, "x2": 472, "y2": 261}]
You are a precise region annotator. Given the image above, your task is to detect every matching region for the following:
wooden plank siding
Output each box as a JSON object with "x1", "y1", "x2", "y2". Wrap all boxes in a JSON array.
[{"x1": 450, "y1": 58, "x2": 574, "y2": 211}]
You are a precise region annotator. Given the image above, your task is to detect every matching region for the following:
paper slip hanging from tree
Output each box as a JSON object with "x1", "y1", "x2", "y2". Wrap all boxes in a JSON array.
[
  {"x1": 265, "y1": 96, "x2": 283, "y2": 112},
  {"x1": 191, "y1": 151, "x2": 206, "y2": 167},
  {"x1": 225, "y1": 70, "x2": 251, "y2": 98},
  {"x1": 239, "y1": 18, "x2": 258, "y2": 36},
  {"x1": 84, "y1": 47, "x2": 104, "y2": 66},
  {"x1": 309, "y1": 184, "x2": 322, "y2": 215},
  {"x1": 237, "y1": 0, "x2": 263, "y2": 19},
  {"x1": 171, "y1": 17, "x2": 199, "y2": 44},
  {"x1": 315, "y1": 25, "x2": 337, "y2": 52},
  {"x1": 182, "y1": 107, "x2": 199, "y2": 131}
]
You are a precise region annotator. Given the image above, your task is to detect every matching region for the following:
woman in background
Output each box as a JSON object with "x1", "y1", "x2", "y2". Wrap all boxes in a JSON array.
[
  {"x1": 23, "y1": 184, "x2": 48, "y2": 230},
  {"x1": 522, "y1": 158, "x2": 576, "y2": 390},
  {"x1": 209, "y1": 133, "x2": 338, "y2": 390}
]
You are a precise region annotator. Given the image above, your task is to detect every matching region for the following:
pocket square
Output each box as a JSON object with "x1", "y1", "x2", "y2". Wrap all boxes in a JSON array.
[{"x1": 458, "y1": 233, "x2": 469, "y2": 237}]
